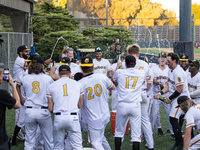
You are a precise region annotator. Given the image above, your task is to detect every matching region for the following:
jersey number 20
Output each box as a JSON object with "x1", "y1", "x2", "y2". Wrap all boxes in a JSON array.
[
  {"x1": 126, "y1": 77, "x2": 138, "y2": 89},
  {"x1": 86, "y1": 84, "x2": 102, "y2": 100}
]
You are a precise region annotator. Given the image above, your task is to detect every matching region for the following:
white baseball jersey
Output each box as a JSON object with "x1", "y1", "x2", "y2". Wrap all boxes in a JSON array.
[
  {"x1": 47, "y1": 77, "x2": 83, "y2": 113},
  {"x1": 22, "y1": 73, "x2": 54, "y2": 107},
  {"x1": 16, "y1": 70, "x2": 28, "y2": 100},
  {"x1": 93, "y1": 58, "x2": 111, "y2": 75},
  {"x1": 188, "y1": 72, "x2": 200, "y2": 99},
  {"x1": 146, "y1": 67, "x2": 153, "y2": 98},
  {"x1": 152, "y1": 65, "x2": 169, "y2": 96},
  {"x1": 184, "y1": 104, "x2": 200, "y2": 130},
  {"x1": 55, "y1": 64, "x2": 81, "y2": 77},
  {"x1": 79, "y1": 73, "x2": 113, "y2": 129},
  {"x1": 13, "y1": 56, "x2": 25, "y2": 81},
  {"x1": 168, "y1": 65, "x2": 190, "y2": 102},
  {"x1": 113, "y1": 68, "x2": 145, "y2": 103}
]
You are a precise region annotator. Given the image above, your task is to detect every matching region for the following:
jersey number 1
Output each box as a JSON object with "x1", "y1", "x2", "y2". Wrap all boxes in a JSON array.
[
  {"x1": 126, "y1": 77, "x2": 138, "y2": 89},
  {"x1": 63, "y1": 84, "x2": 68, "y2": 96}
]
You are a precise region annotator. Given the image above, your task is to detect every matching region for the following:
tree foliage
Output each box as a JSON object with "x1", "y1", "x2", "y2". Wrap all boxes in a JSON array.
[
  {"x1": 31, "y1": 2, "x2": 79, "y2": 41},
  {"x1": 52, "y1": 0, "x2": 67, "y2": 8},
  {"x1": 67, "y1": 0, "x2": 179, "y2": 28},
  {"x1": 35, "y1": 27, "x2": 134, "y2": 61},
  {"x1": 192, "y1": 3, "x2": 200, "y2": 25}
]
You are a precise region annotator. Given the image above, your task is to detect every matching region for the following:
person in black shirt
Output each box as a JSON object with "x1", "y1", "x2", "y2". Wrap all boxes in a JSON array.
[{"x1": 0, "y1": 71, "x2": 20, "y2": 150}]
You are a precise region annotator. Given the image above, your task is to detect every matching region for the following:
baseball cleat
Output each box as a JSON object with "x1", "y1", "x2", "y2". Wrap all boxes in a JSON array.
[
  {"x1": 169, "y1": 144, "x2": 178, "y2": 150},
  {"x1": 145, "y1": 143, "x2": 148, "y2": 148},
  {"x1": 170, "y1": 134, "x2": 175, "y2": 140},
  {"x1": 16, "y1": 131, "x2": 25, "y2": 141},
  {"x1": 157, "y1": 128, "x2": 165, "y2": 136},
  {"x1": 166, "y1": 129, "x2": 170, "y2": 133}
]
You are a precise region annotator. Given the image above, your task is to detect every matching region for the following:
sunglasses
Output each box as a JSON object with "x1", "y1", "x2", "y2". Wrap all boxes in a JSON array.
[{"x1": 95, "y1": 47, "x2": 102, "y2": 51}]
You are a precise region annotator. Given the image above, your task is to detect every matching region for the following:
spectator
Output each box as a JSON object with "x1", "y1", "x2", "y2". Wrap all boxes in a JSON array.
[
  {"x1": 112, "y1": 39, "x2": 122, "y2": 63},
  {"x1": 0, "y1": 71, "x2": 20, "y2": 150},
  {"x1": 59, "y1": 46, "x2": 78, "y2": 64}
]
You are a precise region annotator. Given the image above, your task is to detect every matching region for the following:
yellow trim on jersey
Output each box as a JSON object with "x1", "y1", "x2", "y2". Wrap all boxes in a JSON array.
[
  {"x1": 147, "y1": 99, "x2": 151, "y2": 113},
  {"x1": 175, "y1": 82, "x2": 185, "y2": 85},
  {"x1": 15, "y1": 80, "x2": 20, "y2": 84},
  {"x1": 197, "y1": 86, "x2": 200, "y2": 87},
  {"x1": 80, "y1": 63, "x2": 93, "y2": 67},
  {"x1": 107, "y1": 82, "x2": 113, "y2": 89},
  {"x1": 189, "y1": 139, "x2": 200, "y2": 147},
  {"x1": 80, "y1": 91, "x2": 84, "y2": 94},
  {"x1": 46, "y1": 94, "x2": 51, "y2": 96},
  {"x1": 186, "y1": 122, "x2": 195, "y2": 126},
  {"x1": 174, "y1": 108, "x2": 179, "y2": 118}
]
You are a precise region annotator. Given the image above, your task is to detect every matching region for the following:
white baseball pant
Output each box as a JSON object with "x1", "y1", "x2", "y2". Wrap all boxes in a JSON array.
[
  {"x1": 141, "y1": 91, "x2": 154, "y2": 149},
  {"x1": 188, "y1": 134, "x2": 200, "y2": 150},
  {"x1": 24, "y1": 108, "x2": 54, "y2": 150},
  {"x1": 115, "y1": 102, "x2": 141, "y2": 142},
  {"x1": 53, "y1": 113, "x2": 82, "y2": 150}
]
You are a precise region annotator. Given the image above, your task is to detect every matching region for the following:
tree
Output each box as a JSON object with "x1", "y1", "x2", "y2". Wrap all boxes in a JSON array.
[
  {"x1": 35, "y1": 27, "x2": 135, "y2": 61},
  {"x1": 52, "y1": 0, "x2": 67, "y2": 8},
  {"x1": 30, "y1": 2, "x2": 79, "y2": 41},
  {"x1": 192, "y1": 3, "x2": 200, "y2": 25},
  {"x1": 66, "y1": 0, "x2": 178, "y2": 28}
]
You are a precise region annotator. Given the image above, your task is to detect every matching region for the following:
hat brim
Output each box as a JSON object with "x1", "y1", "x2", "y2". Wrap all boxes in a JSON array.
[
  {"x1": 180, "y1": 59, "x2": 188, "y2": 61},
  {"x1": 60, "y1": 61, "x2": 68, "y2": 65},
  {"x1": 23, "y1": 49, "x2": 30, "y2": 51},
  {"x1": 25, "y1": 59, "x2": 32, "y2": 62},
  {"x1": 80, "y1": 63, "x2": 93, "y2": 67}
]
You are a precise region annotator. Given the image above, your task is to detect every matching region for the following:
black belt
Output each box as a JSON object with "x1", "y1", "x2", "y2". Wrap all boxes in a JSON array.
[
  {"x1": 27, "y1": 106, "x2": 48, "y2": 109},
  {"x1": 55, "y1": 112, "x2": 77, "y2": 115}
]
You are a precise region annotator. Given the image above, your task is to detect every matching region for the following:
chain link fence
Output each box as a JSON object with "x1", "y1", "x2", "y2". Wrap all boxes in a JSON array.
[{"x1": 0, "y1": 32, "x2": 33, "y2": 91}]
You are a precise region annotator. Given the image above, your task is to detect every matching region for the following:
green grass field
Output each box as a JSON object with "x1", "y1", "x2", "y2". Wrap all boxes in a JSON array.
[{"x1": 5, "y1": 101, "x2": 188, "y2": 150}]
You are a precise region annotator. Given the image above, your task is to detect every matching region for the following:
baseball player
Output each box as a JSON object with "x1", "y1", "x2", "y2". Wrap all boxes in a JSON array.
[
  {"x1": 179, "y1": 54, "x2": 189, "y2": 74},
  {"x1": 79, "y1": 56, "x2": 115, "y2": 150},
  {"x1": 113, "y1": 55, "x2": 145, "y2": 150},
  {"x1": 188, "y1": 60, "x2": 200, "y2": 104},
  {"x1": 12, "y1": 61, "x2": 28, "y2": 146},
  {"x1": 22, "y1": 56, "x2": 54, "y2": 150},
  {"x1": 47, "y1": 65, "x2": 83, "y2": 150},
  {"x1": 154, "y1": 52, "x2": 190, "y2": 150},
  {"x1": 126, "y1": 44, "x2": 154, "y2": 150},
  {"x1": 175, "y1": 96, "x2": 200, "y2": 150},
  {"x1": 150, "y1": 52, "x2": 173, "y2": 138},
  {"x1": 93, "y1": 47, "x2": 112, "y2": 75}
]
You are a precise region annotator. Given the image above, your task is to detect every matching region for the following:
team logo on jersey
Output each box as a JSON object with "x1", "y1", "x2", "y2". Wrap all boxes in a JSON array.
[
  {"x1": 178, "y1": 77, "x2": 181, "y2": 82},
  {"x1": 198, "y1": 106, "x2": 200, "y2": 109},
  {"x1": 85, "y1": 58, "x2": 89, "y2": 63}
]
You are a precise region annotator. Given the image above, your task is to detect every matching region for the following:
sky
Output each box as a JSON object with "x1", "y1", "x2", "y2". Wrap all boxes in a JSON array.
[{"x1": 150, "y1": 0, "x2": 200, "y2": 19}]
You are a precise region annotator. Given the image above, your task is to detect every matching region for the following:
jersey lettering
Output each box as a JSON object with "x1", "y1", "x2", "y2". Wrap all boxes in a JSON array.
[
  {"x1": 32, "y1": 81, "x2": 40, "y2": 94},
  {"x1": 86, "y1": 84, "x2": 102, "y2": 100},
  {"x1": 126, "y1": 77, "x2": 138, "y2": 89},
  {"x1": 62, "y1": 84, "x2": 68, "y2": 96},
  {"x1": 139, "y1": 67, "x2": 143, "y2": 70}
]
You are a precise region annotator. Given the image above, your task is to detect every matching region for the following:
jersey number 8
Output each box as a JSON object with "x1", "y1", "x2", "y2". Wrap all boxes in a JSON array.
[
  {"x1": 86, "y1": 84, "x2": 102, "y2": 100},
  {"x1": 32, "y1": 81, "x2": 40, "y2": 94}
]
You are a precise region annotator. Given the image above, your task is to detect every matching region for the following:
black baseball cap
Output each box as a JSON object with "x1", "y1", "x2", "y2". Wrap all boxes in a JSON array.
[
  {"x1": 74, "y1": 72, "x2": 84, "y2": 81},
  {"x1": 180, "y1": 54, "x2": 189, "y2": 61},
  {"x1": 60, "y1": 57, "x2": 70, "y2": 65},
  {"x1": 95, "y1": 47, "x2": 102, "y2": 52},
  {"x1": 17, "y1": 45, "x2": 30, "y2": 54},
  {"x1": 25, "y1": 54, "x2": 38, "y2": 62},
  {"x1": 158, "y1": 52, "x2": 167, "y2": 58},
  {"x1": 121, "y1": 52, "x2": 127, "y2": 58},
  {"x1": 81, "y1": 56, "x2": 93, "y2": 67},
  {"x1": 32, "y1": 56, "x2": 44, "y2": 64},
  {"x1": 175, "y1": 96, "x2": 190, "y2": 108},
  {"x1": 189, "y1": 60, "x2": 200, "y2": 69},
  {"x1": 59, "y1": 65, "x2": 71, "y2": 72},
  {"x1": 125, "y1": 55, "x2": 136, "y2": 65}
]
